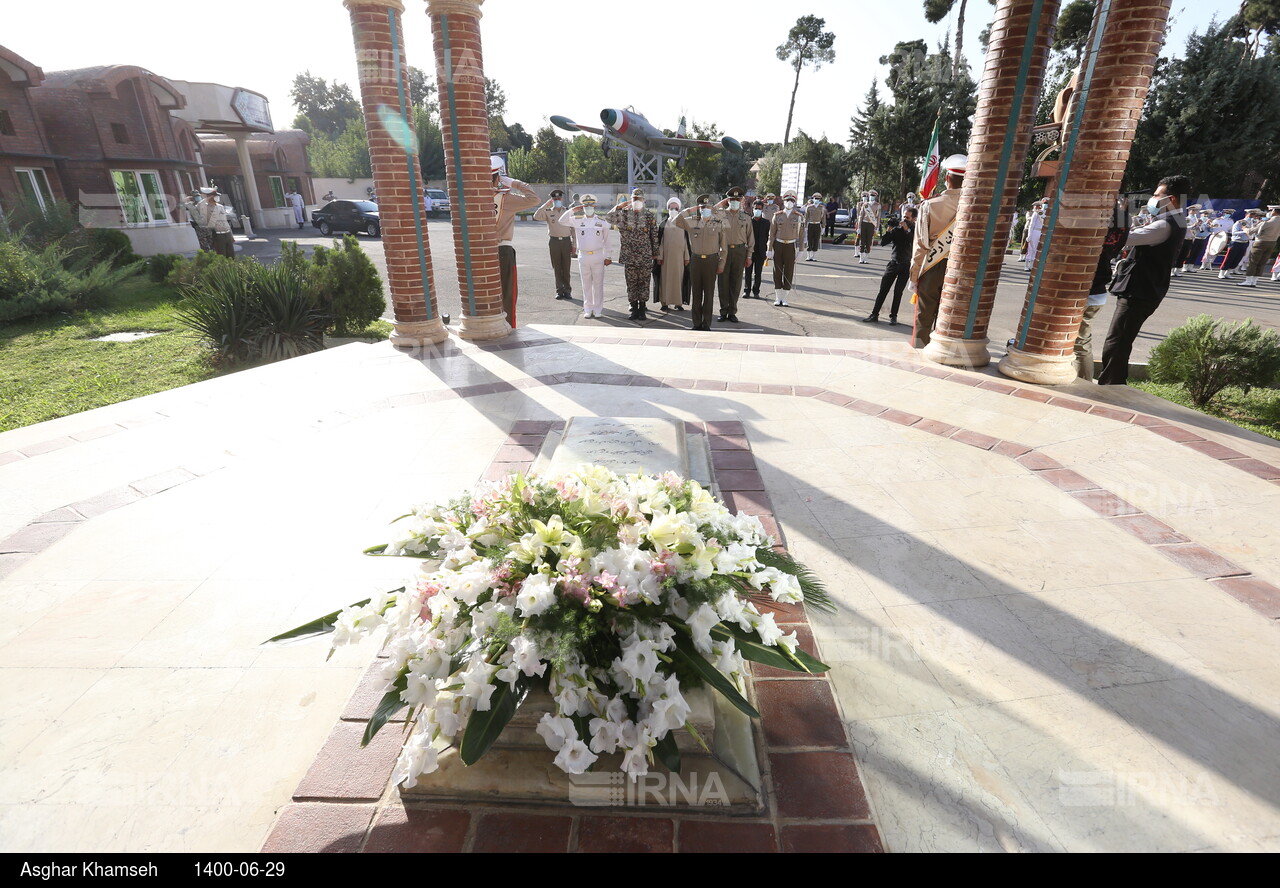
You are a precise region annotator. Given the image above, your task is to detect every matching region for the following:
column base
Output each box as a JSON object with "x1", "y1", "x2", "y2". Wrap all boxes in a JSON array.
[
  {"x1": 457, "y1": 313, "x2": 512, "y2": 342},
  {"x1": 390, "y1": 318, "x2": 450, "y2": 348},
  {"x1": 923, "y1": 333, "x2": 991, "y2": 368},
  {"x1": 998, "y1": 345, "x2": 1078, "y2": 386}
]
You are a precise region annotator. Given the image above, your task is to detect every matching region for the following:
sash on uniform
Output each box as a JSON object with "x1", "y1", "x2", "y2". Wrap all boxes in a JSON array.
[{"x1": 910, "y1": 218, "x2": 956, "y2": 304}]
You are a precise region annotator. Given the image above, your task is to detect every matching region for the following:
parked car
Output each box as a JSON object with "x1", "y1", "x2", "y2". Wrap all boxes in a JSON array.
[
  {"x1": 311, "y1": 199, "x2": 381, "y2": 237},
  {"x1": 834, "y1": 208, "x2": 853, "y2": 227},
  {"x1": 424, "y1": 188, "x2": 451, "y2": 217}
]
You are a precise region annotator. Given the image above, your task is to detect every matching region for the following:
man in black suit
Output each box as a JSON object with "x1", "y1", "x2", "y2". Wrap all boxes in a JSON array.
[{"x1": 861, "y1": 207, "x2": 916, "y2": 327}]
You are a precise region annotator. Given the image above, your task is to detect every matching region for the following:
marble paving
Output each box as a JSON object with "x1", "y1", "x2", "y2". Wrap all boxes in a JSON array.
[{"x1": 1, "y1": 324, "x2": 1278, "y2": 853}]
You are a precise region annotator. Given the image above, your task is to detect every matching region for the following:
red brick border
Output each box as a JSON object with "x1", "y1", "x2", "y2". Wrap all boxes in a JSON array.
[{"x1": 262, "y1": 420, "x2": 886, "y2": 853}]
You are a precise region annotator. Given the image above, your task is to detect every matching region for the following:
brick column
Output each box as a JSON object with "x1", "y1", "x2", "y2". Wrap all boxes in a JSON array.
[
  {"x1": 345, "y1": 0, "x2": 448, "y2": 348},
  {"x1": 424, "y1": 0, "x2": 507, "y2": 341},
  {"x1": 999, "y1": 0, "x2": 1172, "y2": 384},
  {"x1": 925, "y1": 0, "x2": 1061, "y2": 369}
]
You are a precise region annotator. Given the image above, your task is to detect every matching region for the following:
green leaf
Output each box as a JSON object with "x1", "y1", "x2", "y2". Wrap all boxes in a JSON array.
[
  {"x1": 653, "y1": 729, "x2": 681, "y2": 773},
  {"x1": 363, "y1": 543, "x2": 388, "y2": 555},
  {"x1": 711, "y1": 622, "x2": 829, "y2": 674},
  {"x1": 262, "y1": 597, "x2": 372, "y2": 644},
  {"x1": 670, "y1": 634, "x2": 759, "y2": 719},
  {"x1": 754, "y1": 547, "x2": 836, "y2": 614},
  {"x1": 361, "y1": 668, "x2": 409, "y2": 746},
  {"x1": 459, "y1": 675, "x2": 531, "y2": 766}
]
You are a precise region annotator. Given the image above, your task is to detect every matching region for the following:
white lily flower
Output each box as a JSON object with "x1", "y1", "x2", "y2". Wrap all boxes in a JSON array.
[
  {"x1": 535, "y1": 713, "x2": 577, "y2": 752},
  {"x1": 554, "y1": 739, "x2": 599, "y2": 775}
]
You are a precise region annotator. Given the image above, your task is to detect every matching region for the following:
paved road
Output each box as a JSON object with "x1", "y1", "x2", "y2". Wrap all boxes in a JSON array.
[{"x1": 241, "y1": 221, "x2": 1280, "y2": 361}]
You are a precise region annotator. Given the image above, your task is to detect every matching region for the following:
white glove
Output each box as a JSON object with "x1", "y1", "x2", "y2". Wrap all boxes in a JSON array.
[{"x1": 766, "y1": 251, "x2": 774, "y2": 260}]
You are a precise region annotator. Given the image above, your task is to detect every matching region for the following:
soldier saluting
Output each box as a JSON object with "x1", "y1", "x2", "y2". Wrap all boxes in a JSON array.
[
  {"x1": 766, "y1": 191, "x2": 804, "y2": 306},
  {"x1": 533, "y1": 189, "x2": 577, "y2": 300},
  {"x1": 674, "y1": 194, "x2": 727, "y2": 331},
  {"x1": 605, "y1": 188, "x2": 660, "y2": 321},
  {"x1": 713, "y1": 186, "x2": 754, "y2": 323}
]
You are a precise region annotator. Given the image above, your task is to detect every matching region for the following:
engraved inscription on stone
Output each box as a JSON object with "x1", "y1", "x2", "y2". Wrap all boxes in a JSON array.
[{"x1": 547, "y1": 417, "x2": 689, "y2": 478}]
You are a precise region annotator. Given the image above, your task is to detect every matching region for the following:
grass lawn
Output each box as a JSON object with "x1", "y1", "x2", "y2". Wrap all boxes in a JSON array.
[
  {"x1": 0, "y1": 278, "x2": 216, "y2": 432},
  {"x1": 1130, "y1": 379, "x2": 1280, "y2": 442}
]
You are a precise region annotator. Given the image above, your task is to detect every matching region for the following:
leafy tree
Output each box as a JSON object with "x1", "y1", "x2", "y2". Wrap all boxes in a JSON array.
[
  {"x1": 416, "y1": 115, "x2": 446, "y2": 180},
  {"x1": 521, "y1": 125, "x2": 569, "y2": 184},
  {"x1": 664, "y1": 121, "x2": 750, "y2": 196},
  {"x1": 1126, "y1": 19, "x2": 1280, "y2": 202},
  {"x1": 849, "y1": 80, "x2": 894, "y2": 192},
  {"x1": 1054, "y1": 0, "x2": 1097, "y2": 65},
  {"x1": 406, "y1": 66, "x2": 438, "y2": 118},
  {"x1": 777, "y1": 15, "x2": 837, "y2": 145},
  {"x1": 290, "y1": 72, "x2": 361, "y2": 139},
  {"x1": 308, "y1": 117, "x2": 373, "y2": 179},
  {"x1": 1234, "y1": 0, "x2": 1280, "y2": 58},
  {"x1": 506, "y1": 122, "x2": 534, "y2": 153},
  {"x1": 924, "y1": 0, "x2": 970, "y2": 79},
  {"x1": 485, "y1": 78, "x2": 507, "y2": 118},
  {"x1": 567, "y1": 135, "x2": 625, "y2": 184}
]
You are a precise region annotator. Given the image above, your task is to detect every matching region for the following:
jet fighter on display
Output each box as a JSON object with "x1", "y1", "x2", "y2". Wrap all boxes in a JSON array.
[{"x1": 552, "y1": 108, "x2": 742, "y2": 169}]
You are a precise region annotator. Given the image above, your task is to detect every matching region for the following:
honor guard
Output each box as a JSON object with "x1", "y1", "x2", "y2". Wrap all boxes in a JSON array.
[
  {"x1": 744, "y1": 199, "x2": 771, "y2": 300},
  {"x1": 714, "y1": 186, "x2": 755, "y2": 322},
  {"x1": 605, "y1": 188, "x2": 660, "y2": 320},
  {"x1": 674, "y1": 193, "x2": 727, "y2": 331},
  {"x1": 1241, "y1": 205, "x2": 1280, "y2": 286},
  {"x1": 856, "y1": 190, "x2": 881, "y2": 264},
  {"x1": 492, "y1": 155, "x2": 542, "y2": 327},
  {"x1": 533, "y1": 189, "x2": 577, "y2": 300},
  {"x1": 559, "y1": 195, "x2": 613, "y2": 319},
  {"x1": 767, "y1": 191, "x2": 804, "y2": 305},
  {"x1": 803, "y1": 193, "x2": 826, "y2": 261},
  {"x1": 909, "y1": 153, "x2": 966, "y2": 349}
]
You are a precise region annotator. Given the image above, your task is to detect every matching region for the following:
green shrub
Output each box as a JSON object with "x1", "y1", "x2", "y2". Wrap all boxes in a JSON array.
[
  {"x1": 1148, "y1": 314, "x2": 1280, "y2": 407},
  {"x1": 146, "y1": 253, "x2": 183, "y2": 283},
  {"x1": 165, "y1": 250, "x2": 236, "y2": 290},
  {"x1": 77, "y1": 227, "x2": 140, "y2": 268},
  {"x1": 174, "y1": 258, "x2": 324, "y2": 368},
  {"x1": 0, "y1": 235, "x2": 140, "y2": 324},
  {"x1": 309, "y1": 234, "x2": 385, "y2": 336},
  {"x1": 4, "y1": 198, "x2": 81, "y2": 250}
]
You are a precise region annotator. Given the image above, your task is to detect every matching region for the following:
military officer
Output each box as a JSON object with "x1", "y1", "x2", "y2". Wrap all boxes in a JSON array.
[
  {"x1": 560, "y1": 195, "x2": 612, "y2": 319},
  {"x1": 605, "y1": 187, "x2": 660, "y2": 320},
  {"x1": 743, "y1": 198, "x2": 771, "y2": 300},
  {"x1": 492, "y1": 155, "x2": 542, "y2": 327},
  {"x1": 761, "y1": 193, "x2": 780, "y2": 222},
  {"x1": 533, "y1": 189, "x2": 577, "y2": 300},
  {"x1": 909, "y1": 153, "x2": 966, "y2": 349},
  {"x1": 857, "y1": 190, "x2": 882, "y2": 264},
  {"x1": 1240, "y1": 205, "x2": 1280, "y2": 286},
  {"x1": 767, "y1": 191, "x2": 804, "y2": 306},
  {"x1": 714, "y1": 186, "x2": 755, "y2": 322},
  {"x1": 674, "y1": 193, "x2": 727, "y2": 331},
  {"x1": 803, "y1": 193, "x2": 826, "y2": 261}
]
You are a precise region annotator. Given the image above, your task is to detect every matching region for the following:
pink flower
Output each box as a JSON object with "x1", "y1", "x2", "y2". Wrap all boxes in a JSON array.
[{"x1": 596, "y1": 571, "x2": 618, "y2": 591}]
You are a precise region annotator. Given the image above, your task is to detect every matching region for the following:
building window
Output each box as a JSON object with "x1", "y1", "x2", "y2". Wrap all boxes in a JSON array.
[
  {"x1": 15, "y1": 168, "x2": 55, "y2": 212},
  {"x1": 269, "y1": 176, "x2": 286, "y2": 208},
  {"x1": 111, "y1": 123, "x2": 130, "y2": 144},
  {"x1": 111, "y1": 170, "x2": 170, "y2": 225},
  {"x1": 0, "y1": 110, "x2": 14, "y2": 137}
]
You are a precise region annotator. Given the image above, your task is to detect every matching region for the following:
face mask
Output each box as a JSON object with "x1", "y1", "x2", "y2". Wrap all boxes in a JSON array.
[
  {"x1": 753, "y1": 209, "x2": 763, "y2": 218},
  {"x1": 668, "y1": 205, "x2": 679, "y2": 215},
  {"x1": 1146, "y1": 196, "x2": 1162, "y2": 214},
  {"x1": 729, "y1": 200, "x2": 741, "y2": 211},
  {"x1": 633, "y1": 201, "x2": 645, "y2": 211},
  {"x1": 553, "y1": 200, "x2": 562, "y2": 208},
  {"x1": 784, "y1": 201, "x2": 796, "y2": 209},
  {"x1": 584, "y1": 207, "x2": 596, "y2": 216},
  {"x1": 699, "y1": 208, "x2": 712, "y2": 219}
]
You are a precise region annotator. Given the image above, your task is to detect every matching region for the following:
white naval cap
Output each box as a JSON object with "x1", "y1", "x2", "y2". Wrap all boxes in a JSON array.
[
  {"x1": 490, "y1": 154, "x2": 506, "y2": 173},
  {"x1": 942, "y1": 154, "x2": 968, "y2": 174}
]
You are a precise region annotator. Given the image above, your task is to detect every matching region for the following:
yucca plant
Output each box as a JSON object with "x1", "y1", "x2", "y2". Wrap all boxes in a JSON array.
[
  {"x1": 249, "y1": 261, "x2": 325, "y2": 362},
  {"x1": 174, "y1": 261, "x2": 258, "y2": 367},
  {"x1": 1149, "y1": 315, "x2": 1280, "y2": 408}
]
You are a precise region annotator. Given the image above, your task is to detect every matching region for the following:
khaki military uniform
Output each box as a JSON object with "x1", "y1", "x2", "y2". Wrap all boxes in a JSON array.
[
  {"x1": 715, "y1": 209, "x2": 754, "y2": 320},
  {"x1": 533, "y1": 200, "x2": 577, "y2": 298},
  {"x1": 675, "y1": 213, "x2": 727, "y2": 331},
  {"x1": 804, "y1": 202, "x2": 826, "y2": 253},
  {"x1": 769, "y1": 208, "x2": 804, "y2": 295},
  {"x1": 909, "y1": 187, "x2": 961, "y2": 348}
]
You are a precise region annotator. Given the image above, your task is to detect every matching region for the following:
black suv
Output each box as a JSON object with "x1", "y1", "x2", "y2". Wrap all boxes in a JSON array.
[{"x1": 311, "y1": 199, "x2": 381, "y2": 237}]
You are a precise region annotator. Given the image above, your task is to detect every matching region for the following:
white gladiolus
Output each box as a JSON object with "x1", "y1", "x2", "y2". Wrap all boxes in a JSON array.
[
  {"x1": 299, "y1": 464, "x2": 825, "y2": 785},
  {"x1": 554, "y1": 739, "x2": 598, "y2": 774}
]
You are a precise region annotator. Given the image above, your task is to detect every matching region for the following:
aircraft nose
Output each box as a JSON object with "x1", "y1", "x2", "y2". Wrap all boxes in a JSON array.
[{"x1": 600, "y1": 109, "x2": 620, "y2": 129}]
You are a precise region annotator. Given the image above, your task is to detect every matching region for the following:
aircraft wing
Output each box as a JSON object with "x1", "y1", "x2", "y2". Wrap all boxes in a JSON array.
[
  {"x1": 550, "y1": 115, "x2": 606, "y2": 137},
  {"x1": 653, "y1": 136, "x2": 726, "y2": 150}
]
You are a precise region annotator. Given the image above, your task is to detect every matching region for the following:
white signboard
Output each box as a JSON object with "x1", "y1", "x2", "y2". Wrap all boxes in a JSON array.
[{"x1": 780, "y1": 162, "x2": 808, "y2": 198}]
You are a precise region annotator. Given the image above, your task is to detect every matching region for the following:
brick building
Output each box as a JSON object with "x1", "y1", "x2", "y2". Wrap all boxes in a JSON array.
[
  {"x1": 28, "y1": 63, "x2": 205, "y2": 253},
  {"x1": 0, "y1": 46, "x2": 65, "y2": 217},
  {"x1": 197, "y1": 130, "x2": 314, "y2": 229}
]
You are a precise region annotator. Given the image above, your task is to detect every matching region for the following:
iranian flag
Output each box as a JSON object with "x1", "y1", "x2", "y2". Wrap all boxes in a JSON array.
[{"x1": 918, "y1": 118, "x2": 942, "y2": 198}]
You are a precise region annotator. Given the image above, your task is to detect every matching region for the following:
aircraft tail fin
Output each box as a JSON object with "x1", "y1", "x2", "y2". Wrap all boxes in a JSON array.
[{"x1": 677, "y1": 116, "x2": 687, "y2": 138}]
